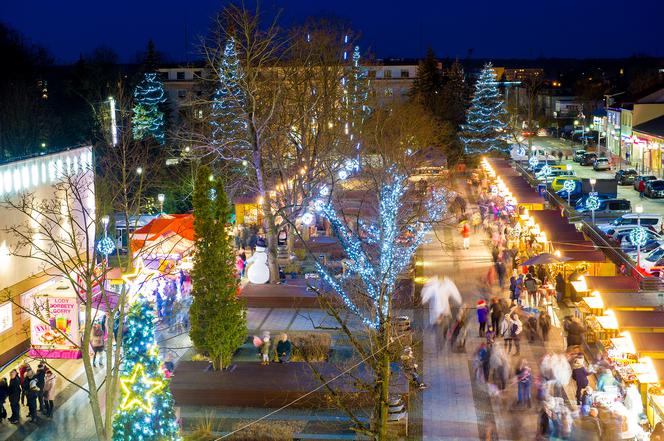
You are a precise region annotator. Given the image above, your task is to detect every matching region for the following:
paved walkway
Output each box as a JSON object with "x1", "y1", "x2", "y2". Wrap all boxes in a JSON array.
[{"x1": 420, "y1": 209, "x2": 579, "y2": 440}]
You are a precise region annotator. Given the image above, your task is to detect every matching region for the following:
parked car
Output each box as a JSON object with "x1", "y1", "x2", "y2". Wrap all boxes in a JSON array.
[
  {"x1": 576, "y1": 198, "x2": 631, "y2": 218},
  {"x1": 633, "y1": 175, "x2": 657, "y2": 191},
  {"x1": 580, "y1": 153, "x2": 598, "y2": 166},
  {"x1": 599, "y1": 213, "x2": 663, "y2": 233},
  {"x1": 645, "y1": 180, "x2": 664, "y2": 198},
  {"x1": 620, "y1": 230, "x2": 662, "y2": 253},
  {"x1": 537, "y1": 169, "x2": 575, "y2": 182},
  {"x1": 628, "y1": 245, "x2": 664, "y2": 274},
  {"x1": 573, "y1": 150, "x2": 587, "y2": 162},
  {"x1": 550, "y1": 176, "x2": 581, "y2": 192},
  {"x1": 593, "y1": 158, "x2": 611, "y2": 171},
  {"x1": 575, "y1": 194, "x2": 614, "y2": 210},
  {"x1": 615, "y1": 169, "x2": 638, "y2": 185}
]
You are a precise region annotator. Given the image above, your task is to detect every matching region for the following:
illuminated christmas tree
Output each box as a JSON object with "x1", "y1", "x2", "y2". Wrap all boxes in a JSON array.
[
  {"x1": 344, "y1": 46, "x2": 370, "y2": 144},
  {"x1": 132, "y1": 72, "x2": 167, "y2": 144},
  {"x1": 112, "y1": 299, "x2": 180, "y2": 441},
  {"x1": 460, "y1": 62, "x2": 508, "y2": 155},
  {"x1": 210, "y1": 37, "x2": 249, "y2": 152}
]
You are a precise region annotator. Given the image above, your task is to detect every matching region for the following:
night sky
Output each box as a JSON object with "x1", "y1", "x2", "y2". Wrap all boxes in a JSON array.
[{"x1": 2, "y1": 0, "x2": 663, "y2": 63}]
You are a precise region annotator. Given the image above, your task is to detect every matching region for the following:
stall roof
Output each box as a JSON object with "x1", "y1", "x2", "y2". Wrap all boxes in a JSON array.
[
  {"x1": 593, "y1": 291, "x2": 659, "y2": 310},
  {"x1": 559, "y1": 250, "x2": 606, "y2": 262},
  {"x1": 630, "y1": 333, "x2": 664, "y2": 354},
  {"x1": 614, "y1": 311, "x2": 664, "y2": 330},
  {"x1": 586, "y1": 276, "x2": 639, "y2": 293}
]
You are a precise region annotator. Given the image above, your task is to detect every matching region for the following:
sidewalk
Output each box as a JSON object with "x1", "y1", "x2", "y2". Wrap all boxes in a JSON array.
[{"x1": 420, "y1": 211, "x2": 579, "y2": 440}]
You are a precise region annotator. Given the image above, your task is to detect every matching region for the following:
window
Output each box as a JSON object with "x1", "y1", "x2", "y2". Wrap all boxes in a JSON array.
[
  {"x1": 177, "y1": 89, "x2": 187, "y2": 98},
  {"x1": 159, "y1": 72, "x2": 169, "y2": 81},
  {"x1": 400, "y1": 70, "x2": 410, "y2": 78},
  {"x1": 176, "y1": 71, "x2": 185, "y2": 80},
  {"x1": 368, "y1": 70, "x2": 376, "y2": 79},
  {"x1": 0, "y1": 302, "x2": 12, "y2": 333},
  {"x1": 383, "y1": 70, "x2": 392, "y2": 79}
]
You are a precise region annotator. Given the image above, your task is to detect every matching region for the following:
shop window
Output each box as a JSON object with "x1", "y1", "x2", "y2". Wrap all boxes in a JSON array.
[{"x1": 0, "y1": 302, "x2": 12, "y2": 333}]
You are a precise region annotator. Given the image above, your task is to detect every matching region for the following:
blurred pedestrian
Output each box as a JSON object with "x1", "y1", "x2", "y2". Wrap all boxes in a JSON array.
[
  {"x1": 460, "y1": 221, "x2": 471, "y2": 250},
  {"x1": 490, "y1": 298, "x2": 503, "y2": 336},
  {"x1": 515, "y1": 358, "x2": 532, "y2": 408},
  {"x1": 539, "y1": 312, "x2": 551, "y2": 341},
  {"x1": 571, "y1": 355, "x2": 590, "y2": 404},
  {"x1": 477, "y1": 300, "x2": 488, "y2": 337}
]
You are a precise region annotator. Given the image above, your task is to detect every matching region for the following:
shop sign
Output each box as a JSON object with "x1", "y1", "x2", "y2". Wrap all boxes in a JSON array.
[
  {"x1": 29, "y1": 294, "x2": 81, "y2": 358},
  {"x1": 0, "y1": 302, "x2": 12, "y2": 333}
]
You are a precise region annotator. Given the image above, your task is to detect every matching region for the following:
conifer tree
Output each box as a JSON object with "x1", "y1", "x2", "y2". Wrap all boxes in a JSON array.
[
  {"x1": 189, "y1": 165, "x2": 246, "y2": 370},
  {"x1": 344, "y1": 46, "x2": 370, "y2": 144},
  {"x1": 411, "y1": 48, "x2": 443, "y2": 115},
  {"x1": 132, "y1": 72, "x2": 167, "y2": 144},
  {"x1": 210, "y1": 37, "x2": 249, "y2": 152},
  {"x1": 440, "y1": 59, "x2": 467, "y2": 127},
  {"x1": 112, "y1": 300, "x2": 180, "y2": 441},
  {"x1": 460, "y1": 62, "x2": 508, "y2": 155}
]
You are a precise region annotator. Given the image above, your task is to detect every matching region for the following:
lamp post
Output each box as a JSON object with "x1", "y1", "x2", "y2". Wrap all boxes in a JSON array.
[
  {"x1": 158, "y1": 193, "x2": 165, "y2": 214},
  {"x1": 590, "y1": 178, "x2": 597, "y2": 224},
  {"x1": 636, "y1": 204, "x2": 643, "y2": 268}
]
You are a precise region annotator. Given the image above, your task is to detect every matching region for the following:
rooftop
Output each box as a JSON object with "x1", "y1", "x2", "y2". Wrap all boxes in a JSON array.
[{"x1": 633, "y1": 114, "x2": 664, "y2": 138}]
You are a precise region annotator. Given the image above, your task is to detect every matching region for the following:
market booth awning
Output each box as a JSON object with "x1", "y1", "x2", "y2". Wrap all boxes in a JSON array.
[
  {"x1": 585, "y1": 276, "x2": 640, "y2": 293},
  {"x1": 629, "y1": 333, "x2": 664, "y2": 360},
  {"x1": 581, "y1": 290, "x2": 660, "y2": 313},
  {"x1": 130, "y1": 214, "x2": 194, "y2": 258},
  {"x1": 613, "y1": 311, "x2": 664, "y2": 333},
  {"x1": 483, "y1": 158, "x2": 545, "y2": 208}
]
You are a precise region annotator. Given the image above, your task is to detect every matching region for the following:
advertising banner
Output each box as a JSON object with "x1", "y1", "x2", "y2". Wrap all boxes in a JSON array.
[{"x1": 29, "y1": 294, "x2": 81, "y2": 359}]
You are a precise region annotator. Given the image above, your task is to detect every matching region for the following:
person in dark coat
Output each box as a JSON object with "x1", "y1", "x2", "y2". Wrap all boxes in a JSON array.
[
  {"x1": 0, "y1": 377, "x2": 8, "y2": 421},
  {"x1": 34, "y1": 364, "x2": 45, "y2": 414},
  {"x1": 490, "y1": 298, "x2": 503, "y2": 339},
  {"x1": 573, "y1": 407, "x2": 602, "y2": 441},
  {"x1": 276, "y1": 333, "x2": 292, "y2": 363},
  {"x1": 555, "y1": 272, "x2": 565, "y2": 303},
  {"x1": 565, "y1": 317, "x2": 586, "y2": 348},
  {"x1": 539, "y1": 312, "x2": 551, "y2": 341},
  {"x1": 571, "y1": 356, "x2": 590, "y2": 404},
  {"x1": 24, "y1": 371, "x2": 38, "y2": 422},
  {"x1": 8, "y1": 370, "x2": 20, "y2": 424}
]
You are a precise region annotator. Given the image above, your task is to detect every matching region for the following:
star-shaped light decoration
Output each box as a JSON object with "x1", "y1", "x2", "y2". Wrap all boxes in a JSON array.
[
  {"x1": 119, "y1": 363, "x2": 164, "y2": 412},
  {"x1": 121, "y1": 258, "x2": 160, "y2": 302}
]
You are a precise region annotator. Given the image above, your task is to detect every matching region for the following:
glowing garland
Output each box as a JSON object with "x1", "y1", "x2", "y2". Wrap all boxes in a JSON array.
[
  {"x1": 629, "y1": 227, "x2": 648, "y2": 247},
  {"x1": 529, "y1": 156, "x2": 539, "y2": 168},
  {"x1": 585, "y1": 195, "x2": 601, "y2": 211},
  {"x1": 314, "y1": 170, "x2": 448, "y2": 328},
  {"x1": 119, "y1": 363, "x2": 165, "y2": 412},
  {"x1": 562, "y1": 179, "x2": 576, "y2": 193},
  {"x1": 97, "y1": 236, "x2": 116, "y2": 256}
]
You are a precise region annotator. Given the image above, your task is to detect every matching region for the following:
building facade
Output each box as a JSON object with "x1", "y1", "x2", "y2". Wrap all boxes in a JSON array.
[
  {"x1": 368, "y1": 60, "x2": 419, "y2": 104},
  {"x1": 0, "y1": 146, "x2": 94, "y2": 366},
  {"x1": 632, "y1": 115, "x2": 664, "y2": 176}
]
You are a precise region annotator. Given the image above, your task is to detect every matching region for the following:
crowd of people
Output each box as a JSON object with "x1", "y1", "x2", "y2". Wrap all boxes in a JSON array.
[{"x1": 0, "y1": 359, "x2": 57, "y2": 424}]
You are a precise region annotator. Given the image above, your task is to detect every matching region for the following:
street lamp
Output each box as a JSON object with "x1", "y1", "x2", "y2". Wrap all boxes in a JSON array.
[
  {"x1": 158, "y1": 193, "x2": 165, "y2": 214},
  {"x1": 636, "y1": 204, "x2": 643, "y2": 267},
  {"x1": 589, "y1": 178, "x2": 598, "y2": 224}
]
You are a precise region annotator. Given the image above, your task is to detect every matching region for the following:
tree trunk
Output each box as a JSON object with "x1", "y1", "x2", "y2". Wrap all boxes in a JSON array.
[
  {"x1": 377, "y1": 322, "x2": 391, "y2": 440},
  {"x1": 262, "y1": 206, "x2": 281, "y2": 284}
]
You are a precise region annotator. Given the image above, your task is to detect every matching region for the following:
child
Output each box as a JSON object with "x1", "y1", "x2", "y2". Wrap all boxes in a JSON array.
[{"x1": 261, "y1": 332, "x2": 271, "y2": 365}]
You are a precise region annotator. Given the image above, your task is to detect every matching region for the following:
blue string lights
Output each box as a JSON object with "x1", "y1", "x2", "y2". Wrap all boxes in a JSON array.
[
  {"x1": 210, "y1": 37, "x2": 250, "y2": 153},
  {"x1": 132, "y1": 73, "x2": 167, "y2": 144},
  {"x1": 112, "y1": 299, "x2": 180, "y2": 441},
  {"x1": 460, "y1": 63, "x2": 508, "y2": 155},
  {"x1": 315, "y1": 171, "x2": 448, "y2": 328}
]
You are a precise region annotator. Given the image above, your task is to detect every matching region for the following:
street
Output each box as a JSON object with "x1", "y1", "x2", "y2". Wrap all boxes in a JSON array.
[{"x1": 526, "y1": 137, "x2": 664, "y2": 215}]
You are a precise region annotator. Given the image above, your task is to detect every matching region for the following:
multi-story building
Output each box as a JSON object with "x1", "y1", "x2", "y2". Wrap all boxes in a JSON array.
[
  {"x1": 367, "y1": 59, "x2": 419, "y2": 104},
  {"x1": 157, "y1": 64, "x2": 210, "y2": 124},
  {"x1": 618, "y1": 88, "x2": 664, "y2": 171},
  {"x1": 0, "y1": 146, "x2": 94, "y2": 366}
]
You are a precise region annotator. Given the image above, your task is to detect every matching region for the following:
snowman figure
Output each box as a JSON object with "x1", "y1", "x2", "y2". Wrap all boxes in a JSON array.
[{"x1": 246, "y1": 238, "x2": 270, "y2": 284}]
